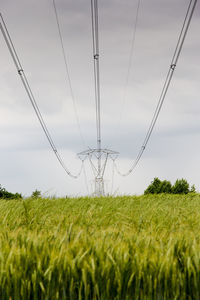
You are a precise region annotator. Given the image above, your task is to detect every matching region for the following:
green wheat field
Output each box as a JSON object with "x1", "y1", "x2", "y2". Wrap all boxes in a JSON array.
[{"x1": 1, "y1": 194, "x2": 200, "y2": 299}]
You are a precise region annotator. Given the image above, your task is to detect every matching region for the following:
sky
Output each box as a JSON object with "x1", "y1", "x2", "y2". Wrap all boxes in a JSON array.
[{"x1": 0, "y1": 0, "x2": 199, "y2": 197}]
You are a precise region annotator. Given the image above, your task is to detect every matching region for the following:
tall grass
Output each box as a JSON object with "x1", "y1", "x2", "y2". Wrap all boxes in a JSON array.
[{"x1": 0, "y1": 194, "x2": 200, "y2": 299}]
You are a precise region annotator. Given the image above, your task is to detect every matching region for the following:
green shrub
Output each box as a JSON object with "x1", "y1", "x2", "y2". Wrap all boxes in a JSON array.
[
  {"x1": 172, "y1": 179, "x2": 190, "y2": 194},
  {"x1": 144, "y1": 178, "x2": 161, "y2": 194},
  {"x1": 190, "y1": 184, "x2": 196, "y2": 193},
  {"x1": 0, "y1": 185, "x2": 22, "y2": 199},
  {"x1": 144, "y1": 178, "x2": 193, "y2": 195},
  {"x1": 144, "y1": 178, "x2": 172, "y2": 194},
  {"x1": 159, "y1": 180, "x2": 172, "y2": 193},
  {"x1": 31, "y1": 189, "x2": 42, "y2": 198}
]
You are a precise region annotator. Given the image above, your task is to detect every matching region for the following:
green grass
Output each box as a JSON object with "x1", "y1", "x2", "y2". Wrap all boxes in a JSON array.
[{"x1": 0, "y1": 194, "x2": 200, "y2": 299}]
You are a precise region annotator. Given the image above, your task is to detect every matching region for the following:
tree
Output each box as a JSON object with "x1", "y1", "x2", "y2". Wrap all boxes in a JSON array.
[
  {"x1": 31, "y1": 190, "x2": 42, "y2": 198},
  {"x1": 0, "y1": 185, "x2": 22, "y2": 199},
  {"x1": 144, "y1": 178, "x2": 162, "y2": 194},
  {"x1": 172, "y1": 179, "x2": 190, "y2": 194},
  {"x1": 190, "y1": 184, "x2": 196, "y2": 193},
  {"x1": 145, "y1": 178, "x2": 195, "y2": 195},
  {"x1": 144, "y1": 178, "x2": 172, "y2": 194},
  {"x1": 159, "y1": 180, "x2": 172, "y2": 193}
]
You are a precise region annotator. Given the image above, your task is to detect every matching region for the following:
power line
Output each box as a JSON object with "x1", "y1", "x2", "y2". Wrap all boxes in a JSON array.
[
  {"x1": 80, "y1": 0, "x2": 120, "y2": 197},
  {"x1": 91, "y1": 0, "x2": 102, "y2": 176},
  {"x1": 0, "y1": 13, "x2": 83, "y2": 179},
  {"x1": 115, "y1": 0, "x2": 197, "y2": 177},
  {"x1": 119, "y1": 0, "x2": 141, "y2": 128},
  {"x1": 52, "y1": 0, "x2": 86, "y2": 147}
]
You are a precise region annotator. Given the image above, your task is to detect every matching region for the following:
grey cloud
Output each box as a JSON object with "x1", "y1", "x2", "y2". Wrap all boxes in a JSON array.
[{"x1": 0, "y1": 0, "x2": 199, "y2": 195}]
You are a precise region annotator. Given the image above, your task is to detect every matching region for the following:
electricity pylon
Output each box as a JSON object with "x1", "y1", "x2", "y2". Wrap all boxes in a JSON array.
[
  {"x1": 78, "y1": 0, "x2": 118, "y2": 197},
  {"x1": 78, "y1": 148, "x2": 118, "y2": 196}
]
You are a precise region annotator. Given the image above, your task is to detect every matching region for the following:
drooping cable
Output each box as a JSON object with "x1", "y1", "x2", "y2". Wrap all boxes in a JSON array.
[
  {"x1": 52, "y1": 0, "x2": 86, "y2": 147},
  {"x1": 110, "y1": 158, "x2": 115, "y2": 195},
  {"x1": 119, "y1": 0, "x2": 141, "y2": 127},
  {"x1": 91, "y1": 0, "x2": 102, "y2": 175},
  {"x1": 82, "y1": 160, "x2": 90, "y2": 195},
  {"x1": 115, "y1": 0, "x2": 197, "y2": 177},
  {"x1": 0, "y1": 13, "x2": 83, "y2": 179}
]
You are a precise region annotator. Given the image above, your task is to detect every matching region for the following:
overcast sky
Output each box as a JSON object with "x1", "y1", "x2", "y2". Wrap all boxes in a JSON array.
[{"x1": 0, "y1": 0, "x2": 199, "y2": 197}]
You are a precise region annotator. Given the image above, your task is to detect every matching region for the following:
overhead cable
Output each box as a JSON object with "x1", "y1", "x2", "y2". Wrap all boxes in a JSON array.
[
  {"x1": 119, "y1": 0, "x2": 141, "y2": 127},
  {"x1": 52, "y1": 0, "x2": 86, "y2": 147},
  {"x1": 91, "y1": 0, "x2": 102, "y2": 172},
  {"x1": 115, "y1": 0, "x2": 197, "y2": 177},
  {"x1": 0, "y1": 13, "x2": 83, "y2": 179}
]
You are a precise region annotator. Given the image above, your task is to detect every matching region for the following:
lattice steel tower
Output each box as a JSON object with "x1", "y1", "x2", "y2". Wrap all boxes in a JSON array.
[{"x1": 77, "y1": 0, "x2": 118, "y2": 196}]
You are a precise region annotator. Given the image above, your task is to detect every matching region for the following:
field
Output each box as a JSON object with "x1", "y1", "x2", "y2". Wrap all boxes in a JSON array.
[{"x1": 0, "y1": 194, "x2": 200, "y2": 299}]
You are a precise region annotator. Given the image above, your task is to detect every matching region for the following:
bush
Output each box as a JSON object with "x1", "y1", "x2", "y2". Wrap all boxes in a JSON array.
[
  {"x1": 0, "y1": 185, "x2": 22, "y2": 199},
  {"x1": 144, "y1": 178, "x2": 161, "y2": 194},
  {"x1": 145, "y1": 178, "x2": 192, "y2": 195},
  {"x1": 159, "y1": 180, "x2": 172, "y2": 193},
  {"x1": 172, "y1": 179, "x2": 190, "y2": 194},
  {"x1": 31, "y1": 190, "x2": 42, "y2": 198},
  {"x1": 190, "y1": 184, "x2": 196, "y2": 193},
  {"x1": 144, "y1": 178, "x2": 172, "y2": 194}
]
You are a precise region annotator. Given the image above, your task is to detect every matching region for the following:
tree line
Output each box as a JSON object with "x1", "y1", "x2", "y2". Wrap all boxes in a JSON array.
[
  {"x1": 0, "y1": 185, "x2": 22, "y2": 199},
  {"x1": 144, "y1": 178, "x2": 195, "y2": 195},
  {"x1": 0, "y1": 179, "x2": 197, "y2": 199}
]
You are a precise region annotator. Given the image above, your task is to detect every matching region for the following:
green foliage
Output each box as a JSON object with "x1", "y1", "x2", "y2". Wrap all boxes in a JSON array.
[
  {"x1": 190, "y1": 184, "x2": 196, "y2": 193},
  {"x1": 31, "y1": 189, "x2": 42, "y2": 198},
  {"x1": 172, "y1": 178, "x2": 190, "y2": 194},
  {"x1": 144, "y1": 177, "x2": 172, "y2": 194},
  {"x1": 0, "y1": 184, "x2": 22, "y2": 199},
  {"x1": 144, "y1": 177, "x2": 161, "y2": 194},
  {"x1": 0, "y1": 195, "x2": 200, "y2": 298},
  {"x1": 159, "y1": 180, "x2": 172, "y2": 193},
  {"x1": 145, "y1": 178, "x2": 194, "y2": 195}
]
